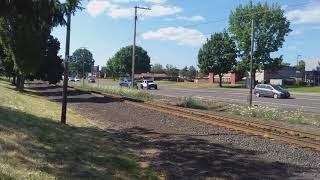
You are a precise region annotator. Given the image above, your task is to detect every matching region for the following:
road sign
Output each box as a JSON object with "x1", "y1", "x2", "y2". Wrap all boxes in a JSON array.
[{"x1": 65, "y1": 56, "x2": 76, "y2": 62}]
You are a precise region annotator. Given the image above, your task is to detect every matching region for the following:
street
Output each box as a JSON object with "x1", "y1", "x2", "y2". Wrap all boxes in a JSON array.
[{"x1": 150, "y1": 86, "x2": 320, "y2": 113}]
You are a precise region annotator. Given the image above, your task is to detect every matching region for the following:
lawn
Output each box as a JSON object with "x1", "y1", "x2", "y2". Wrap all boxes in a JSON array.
[
  {"x1": 0, "y1": 80, "x2": 157, "y2": 179},
  {"x1": 156, "y1": 81, "x2": 245, "y2": 89},
  {"x1": 286, "y1": 86, "x2": 320, "y2": 93}
]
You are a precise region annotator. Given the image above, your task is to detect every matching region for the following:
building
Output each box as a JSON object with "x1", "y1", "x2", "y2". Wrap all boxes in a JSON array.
[
  {"x1": 255, "y1": 66, "x2": 303, "y2": 83},
  {"x1": 194, "y1": 72, "x2": 243, "y2": 84},
  {"x1": 134, "y1": 72, "x2": 170, "y2": 81}
]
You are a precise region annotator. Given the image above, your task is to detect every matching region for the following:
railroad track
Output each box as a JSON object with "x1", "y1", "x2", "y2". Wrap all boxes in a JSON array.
[{"x1": 83, "y1": 88, "x2": 320, "y2": 151}]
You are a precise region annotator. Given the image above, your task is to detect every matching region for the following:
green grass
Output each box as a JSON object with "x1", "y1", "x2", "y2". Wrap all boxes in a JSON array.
[
  {"x1": 286, "y1": 86, "x2": 320, "y2": 93},
  {"x1": 72, "y1": 83, "x2": 153, "y2": 101},
  {"x1": 156, "y1": 81, "x2": 245, "y2": 89},
  {"x1": 0, "y1": 80, "x2": 157, "y2": 179}
]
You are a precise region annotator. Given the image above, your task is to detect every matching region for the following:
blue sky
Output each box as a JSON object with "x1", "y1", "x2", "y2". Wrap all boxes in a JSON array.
[{"x1": 52, "y1": 0, "x2": 320, "y2": 70}]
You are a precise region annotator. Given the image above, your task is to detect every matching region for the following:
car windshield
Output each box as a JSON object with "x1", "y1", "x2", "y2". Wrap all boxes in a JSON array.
[{"x1": 272, "y1": 85, "x2": 284, "y2": 91}]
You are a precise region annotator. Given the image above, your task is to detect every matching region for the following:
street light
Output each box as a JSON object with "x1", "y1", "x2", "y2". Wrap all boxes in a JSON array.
[{"x1": 296, "y1": 54, "x2": 302, "y2": 68}]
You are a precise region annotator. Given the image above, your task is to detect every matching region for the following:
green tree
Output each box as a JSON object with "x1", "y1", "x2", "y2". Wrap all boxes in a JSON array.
[
  {"x1": 33, "y1": 36, "x2": 63, "y2": 84},
  {"x1": 198, "y1": 31, "x2": 237, "y2": 87},
  {"x1": 0, "y1": 0, "x2": 81, "y2": 91},
  {"x1": 165, "y1": 64, "x2": 179, "y2": 78},
  {"x1": 100, "y1": 66, "x2": 107, "y2": 78},
  {"x1": 107, "y1": 45, "x2": 151, "y2": 76},
  {"x1": 151, "y1": 63, "x2": 165, "y2": 73},
  {"x1": 179, "y1": 66, "x2": 189, "y2": 79},
  {"x1": 295, "y1": 60, "x2": 305, "y2": 72},
  {"x1": 187, "y1": 65, "x2": 197, "y2": 80},
  {"x1": 69, "y1": 48, "x2": 95, "y2": 78},
  {"x1": 229, "y1": 2, "x2": 291, "y2": 82}
]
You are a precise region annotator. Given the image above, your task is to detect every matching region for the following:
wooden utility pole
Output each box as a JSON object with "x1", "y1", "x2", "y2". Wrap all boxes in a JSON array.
[
  {"x1": 249, "y1": 17, "x2": 255, "y2": 107},
  {"x1": 131, "y1": 6, "x2": 151, "y2": 88},
  {"x1": 61, "y1": 12, "x2": 71, "y2": 124}
]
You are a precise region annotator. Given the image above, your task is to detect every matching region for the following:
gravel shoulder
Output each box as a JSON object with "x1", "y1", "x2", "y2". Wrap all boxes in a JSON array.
[{"x1": 27, "y1": 83, "x2": 320, "y2": 180}]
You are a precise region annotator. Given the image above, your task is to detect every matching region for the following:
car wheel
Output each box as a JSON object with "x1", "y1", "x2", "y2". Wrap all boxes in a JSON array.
[
  {"x1": 140, "y1": 85, "x2": 143, "y2": 89},
  {"x1": 155, "y1": 85, "x2": 158, "y2": 90},
  {"x1": 255, "y1": 93, "x2": 260, "y2": 97},
  {"x1": 273, "y1": 94, "x2": 278, "y2": 99}
]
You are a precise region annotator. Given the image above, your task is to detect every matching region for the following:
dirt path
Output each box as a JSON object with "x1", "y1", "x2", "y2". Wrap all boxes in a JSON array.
[{"x1": 27, "y1": 83, "x2": 320, "y2": 180}]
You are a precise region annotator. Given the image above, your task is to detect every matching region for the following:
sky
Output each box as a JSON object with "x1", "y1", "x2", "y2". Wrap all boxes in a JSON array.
[{"x1": 52, "y1": 0, "x2": 320, "y2": 70}]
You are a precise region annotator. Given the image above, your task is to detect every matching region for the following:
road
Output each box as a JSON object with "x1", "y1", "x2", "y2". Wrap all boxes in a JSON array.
[{"x1": 150, "y1": 86, "x2": 320, "y2": 113}]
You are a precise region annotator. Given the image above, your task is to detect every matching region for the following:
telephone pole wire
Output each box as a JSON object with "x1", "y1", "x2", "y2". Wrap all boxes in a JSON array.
[
  {"x1": 248, "y1": 17, "x2": 255, "y2": 107},
  {"x1": 131, "y1": 6, "x2": 151, "y2": 88},
  {"x1": 61, "y1": 12, "x2": 71, "y2": 124}
]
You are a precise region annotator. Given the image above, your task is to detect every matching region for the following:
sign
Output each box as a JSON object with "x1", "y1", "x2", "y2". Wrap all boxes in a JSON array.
[{"x1": 65, "y1": 56, "x2": 76, "y2": 62}]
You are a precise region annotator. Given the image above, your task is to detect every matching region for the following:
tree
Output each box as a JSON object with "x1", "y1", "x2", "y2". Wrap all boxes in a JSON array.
[
  {"x1": 165, "y1": 64, "x2": 179, "y2": 78},
  {"x1": 198, "y1": 31, "x2": 237, "y2": 87},
  {"x1": 296, "y1": 60, "x2": 305, "y2": 72},
  {"x1": 100, "y1": 66, "x2": 108, "y2": 78},
  {"x1": 151, "y1": 63, "x2": 165, "y2": 73},
  {"x1": 179, "y1": 66, "x2": 189, "y2": 79},
  {"x1": 33, "y1": 36, "x2": 63, "y2": 84},
  {"x1": 229, "y1": 2, "x2": 291, "y2": 82},
  {"x1": 0, "y1": 0, "x2": 81, "y2": 91},
  {"x1": 106, "y1": 45, "x2": 151, "y2": 77},
  {"x1": 316, "y1": 61, "x2": 320, "y2": 71},
  {"x1": 187, "y1": 66, "x2": 197, "y2": 80},
  {"x1": 69, "y1": 48, "x2": 95, "y2": 78}
]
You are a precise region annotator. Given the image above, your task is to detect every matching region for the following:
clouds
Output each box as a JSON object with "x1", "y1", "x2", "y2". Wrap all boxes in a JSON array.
[
  {"x1": 86, "y1": 0, "x2": 182, "y2": 18},
  {"x1": 286, "y1": 3, "x2": 320, "y2": 24},
  {"x1": 142, "y1": 27, "x2": 206, "y2": 47},
  {"x1": 176, "y1": 15, "x2": 205, "y2": 22}
]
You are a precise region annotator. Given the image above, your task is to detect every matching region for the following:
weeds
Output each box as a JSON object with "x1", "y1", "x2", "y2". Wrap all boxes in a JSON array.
[{"x1": 177, "y1": 97, "x2": 208, "y2": 110}]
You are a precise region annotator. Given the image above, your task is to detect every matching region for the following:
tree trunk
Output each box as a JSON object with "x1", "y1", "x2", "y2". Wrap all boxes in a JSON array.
[
  {"x1": 16, "y1": 74, "x2": 25, "y2": 92},
  {"x1": 12, "y1": 75, "x2": 16, "y2": 85},
  {"x1": 219, "y1": 74, "x2": 222, "y2": 87}
]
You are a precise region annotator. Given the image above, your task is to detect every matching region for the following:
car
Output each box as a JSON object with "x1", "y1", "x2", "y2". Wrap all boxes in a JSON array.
[
  {"x1": 119, "y1": 80, "x2": 138, "y2": 88},
  {"x1": 254, "y1": 84, "x2": 290, "y2": 99},
  {"x1": 140, "y1": 80, "x2": 158, "y2": 90},
  {"x1": 74, "y1": 77, "x2": 80, "y2": 82},
  {"x1": 88, "y1": 77, "x2": 96, "y2": 83},
  {"x1": 68, "y1": 77, "x2": 75, "y2": 82}
]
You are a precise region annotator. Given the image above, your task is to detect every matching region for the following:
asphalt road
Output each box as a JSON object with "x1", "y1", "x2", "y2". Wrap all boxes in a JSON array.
[{"x1": 149, "y1": 86, "x2": 320, "y2": 113}]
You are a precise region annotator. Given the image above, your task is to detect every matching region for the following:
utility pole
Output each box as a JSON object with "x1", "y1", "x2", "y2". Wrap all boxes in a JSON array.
[
  {"x1": 61, "y1": 12, "x2": 71, "y2": 124},
  {"x1": 248, "y1": 17, "x2": 255, "y2": 107},
  {"x1": 131, "y1": 6, "x2": 151, "y2": 88},
  {"x1": 296, "y1": 54, "x2": 302, "y2": 68}
]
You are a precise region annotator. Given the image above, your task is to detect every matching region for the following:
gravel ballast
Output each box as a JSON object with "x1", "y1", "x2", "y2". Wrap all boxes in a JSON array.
[{"x1": 29, "y1": 84, "x2": 320, "y2": 180}]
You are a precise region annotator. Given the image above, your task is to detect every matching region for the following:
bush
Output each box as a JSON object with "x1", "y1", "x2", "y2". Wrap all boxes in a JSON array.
[{"x1": 177, "y1": 97, "x2": 207, "y2": 110}]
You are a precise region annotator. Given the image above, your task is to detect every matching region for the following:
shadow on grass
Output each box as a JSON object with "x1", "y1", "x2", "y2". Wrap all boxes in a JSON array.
[
  {"x1": 0, "y1": 106, "x2": 154, "y2": 179},
  {"x1": 107, "y1": 127, "x2": 316, "y2": 180}
]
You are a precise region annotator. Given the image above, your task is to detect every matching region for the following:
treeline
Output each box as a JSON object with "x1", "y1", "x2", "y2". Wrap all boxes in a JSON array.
[{"x1": 0, "y1": 0, "x2": 81, "y2": 91}]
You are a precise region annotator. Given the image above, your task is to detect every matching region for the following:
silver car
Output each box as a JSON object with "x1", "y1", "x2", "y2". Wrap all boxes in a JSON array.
[{"x1": 254, "y1": 84, "x2": 290, "y2": 99}]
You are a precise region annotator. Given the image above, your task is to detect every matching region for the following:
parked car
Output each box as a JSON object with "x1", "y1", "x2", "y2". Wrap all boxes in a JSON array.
[
  {"x1": 254, "y1": 84, "x2": 290, "y2": 99},
  {"x1": 68, "y1": 77, "x2": 75, "y2": 82},
  {"x1": 88, "y1": 77, "x2": 96, "y2": 83},
  {"x1": 119, "y1": 80, "x2": 138, "y2": 88},
  {"x1": 140, "y1": 80, "x2": 158, "y2": 90},
  {"x1": 74, "y1": 77, "x2": 80, "y2": 82}
]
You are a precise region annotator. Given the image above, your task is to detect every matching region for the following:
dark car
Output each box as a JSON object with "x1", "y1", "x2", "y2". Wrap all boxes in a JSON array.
[
  {"x1": 119, "y1": 80, "x2": 137, "y2": 88},
  {"x1": 254, "y1": 84, "x2": 290, "y2": 99},
  {"x1": 88, "y1": 77, "x2": 96, "y2": 83}
]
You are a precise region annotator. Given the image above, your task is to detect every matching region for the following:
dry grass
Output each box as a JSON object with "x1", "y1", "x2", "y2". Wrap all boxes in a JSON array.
[{"x1": 0, "y1": 80, "x2": 157, "y2": 180}]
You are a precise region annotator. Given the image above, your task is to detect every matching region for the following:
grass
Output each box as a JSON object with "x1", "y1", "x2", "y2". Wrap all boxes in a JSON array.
[
  {"x1": 156, "y1": 81, "x2": 245, "y2": 89},
  {"x1": 286, "y1": 86, "x2": 320, "y2": 93},
  {"x1": 0, "y1": 80, "x2": 157, "y2": 179},
  {"x1": 72, "y1": 83, "x2": 153, "y2": 101}
]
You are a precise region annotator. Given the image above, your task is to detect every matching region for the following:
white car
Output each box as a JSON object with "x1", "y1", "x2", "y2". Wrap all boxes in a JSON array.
[
  {"x1": 74, "y1": 77, "x2": 80, "y2": 82},
  {"x1": 140, "y1": 80, "x2": 158, "y2": 90}
]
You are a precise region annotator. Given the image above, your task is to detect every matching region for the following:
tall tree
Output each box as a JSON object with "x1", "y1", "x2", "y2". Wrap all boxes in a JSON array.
[
  {"x1": 198, "y1": 31, "x2": 237, "y2": 87},
  {"x1": 0, "y1": 0, "x2": 81, "y2": 90},
  {"x1": 179, "y1": 66, "x2": 189, "y2": 79},
  {"x1": 296, "y1": 60, "x2": 305, "y2": 72},
  {"x1": 69, "y1": 48, "x2": 95, "y2": 77},
  {"x1": 229, "y1": 2, "x2": 291, "y2": 82},
  {"x1": 151, "y1": 63, "x2": 165, "y2": 73},
  {"x1": 106, "y1": 45, "x2": 151, "y2": 76},
  {"x1": 187, "y1": 66, "x2": 197, "y2": 80},
  {"x1": 165, "y1": 64, "x2": 179, "y2": 78}
]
